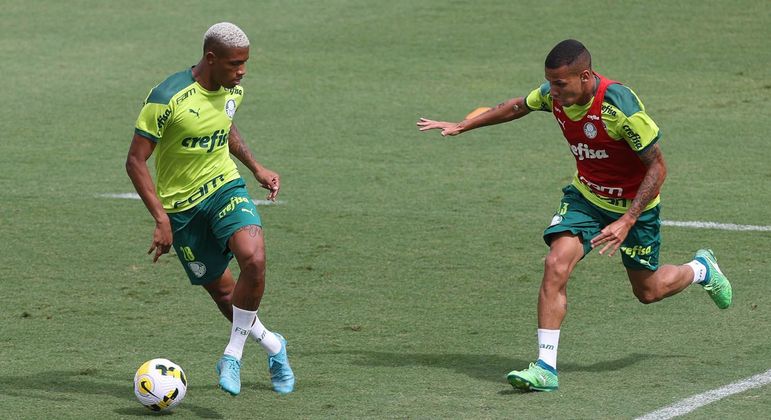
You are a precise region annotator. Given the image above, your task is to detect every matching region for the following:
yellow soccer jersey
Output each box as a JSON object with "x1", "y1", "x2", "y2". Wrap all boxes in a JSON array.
[
  {"x1": 135, "y1": 68, "x2": 244, "y2": 212},
  {"x1": 525, "y1": 76, "x2": 661, "y2": 212}
]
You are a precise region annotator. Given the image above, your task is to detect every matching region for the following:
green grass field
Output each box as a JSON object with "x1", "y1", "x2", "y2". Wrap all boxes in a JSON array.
[{"x1": 2, "y1": 0, "x2": 770, "y2": 418}]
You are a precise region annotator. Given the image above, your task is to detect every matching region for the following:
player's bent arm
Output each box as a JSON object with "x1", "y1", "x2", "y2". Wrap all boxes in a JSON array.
[
  {"x1": 228, "y1": 123, "x2": 281, "y2": 200},
  {"x1": 228, "y1": 123, "x2": 264, "y2": 174},
  {"x1": 458, "y1": 96, "x2": 532, "y2": 133},
  {"x1": 125, "y1": 133, "x2": 167, "y2": 223},
  {"x1": 626, "y1": 144, "x2": 667, "y2": 222}
]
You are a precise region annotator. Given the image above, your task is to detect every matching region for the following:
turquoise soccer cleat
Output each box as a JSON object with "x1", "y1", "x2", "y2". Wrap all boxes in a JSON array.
[
  {"x1": 216, "y1": 355, "x2": 242, "y2": 396},
  {"x1": 695, "y1": 249, "x2": 732, "y2": 309},
  {"x1": 268, "y1": 333, "x2": 295, "y2": 394},
  {"x1": 507, "y1": 360, "x2": 559, "y2": 392}
]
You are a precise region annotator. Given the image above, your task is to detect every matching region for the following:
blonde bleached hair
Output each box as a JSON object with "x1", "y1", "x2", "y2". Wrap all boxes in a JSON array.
[{"x1": 203, "y1": 22, "x2": 250, "y2": 52}]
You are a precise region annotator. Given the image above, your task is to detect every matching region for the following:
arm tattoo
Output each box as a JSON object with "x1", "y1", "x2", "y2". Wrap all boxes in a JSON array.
[
  {"x1": 229, "y1": 130, "x2": 258, "y2": 171},
  {"x1": 234, "y1": 224, "x2": 261, "y2": 238},
  {"x1": 628, "y1": 144, "x2": 666, "y2": 220}
]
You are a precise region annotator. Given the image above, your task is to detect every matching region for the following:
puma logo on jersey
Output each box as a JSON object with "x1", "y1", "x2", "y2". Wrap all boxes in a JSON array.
[
  {"x1": 570, "y1": 142, "x2": 609, "y2": 160},
  {"x1": 188, "y1": 108, "x2": 200, "y2": 118}
]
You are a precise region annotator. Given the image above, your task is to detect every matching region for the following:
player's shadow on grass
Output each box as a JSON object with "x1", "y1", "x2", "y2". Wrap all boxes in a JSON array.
[
  {"x1": 319, "y1": 350, "x2": 689, "y2": 384},
  {"x1": 0, "y1": 369, "x2": 223, "y2": 418}
]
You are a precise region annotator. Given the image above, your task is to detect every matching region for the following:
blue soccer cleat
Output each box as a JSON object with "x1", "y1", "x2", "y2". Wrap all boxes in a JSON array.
[
  {"x1": 268, "y1": 333, "x2": 295, "y2": 394},
  {"x1": 216, "y1": 354, "x2": 242, "y2": 396}
]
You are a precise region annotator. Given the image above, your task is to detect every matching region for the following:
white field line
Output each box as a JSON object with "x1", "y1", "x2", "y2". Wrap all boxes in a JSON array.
[
  {"x1": 662, "y1": 220, "x2": 771, "y2": 232},
  {"x1": 636, "y1": 369, "x2": 771, "y2": 420},
  {"x1": 94, "y1": 196, "x2": 771, "y2": 229},
  {"x1": 97, "y1": 193, "x2": 284, "y2": 205}
]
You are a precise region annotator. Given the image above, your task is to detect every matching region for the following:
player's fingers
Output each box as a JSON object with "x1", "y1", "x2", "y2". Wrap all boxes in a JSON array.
[
  {"x1": 607, "y1": 242, "x2": 621, "y2": 257},
  {"x1": 148, "y1": 243, "x2": 156, "y2": 255},
  {"x1": 590, "y1": 233, "x2": 607, "y2": 247},
  {"x1": 153, "y1": 245, "x2": 170, "y2": 263},
  {"x1": 598, "y1": 241, "x2": 614, "y2": 256}
]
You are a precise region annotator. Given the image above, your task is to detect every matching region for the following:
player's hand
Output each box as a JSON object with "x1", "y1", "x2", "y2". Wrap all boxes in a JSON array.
[
  {"x1": 417, "y1": 118, "x2": 462, "y2": 136},
  {"x1": 148, "y1": 215, "x2": 173, "y2": 263},
  {"x1": 590, "y1": 215, "x2": 635, "y2": 257},
  {"x1": 255, "y1": 168, "x2": 280, "y2": 201}
]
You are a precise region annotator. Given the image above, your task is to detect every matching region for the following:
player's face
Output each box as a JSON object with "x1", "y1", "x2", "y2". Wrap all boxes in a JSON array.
[
  {"x1": 211, "y1": 47, "x2": 249, "y2": 89},
  {"x1": 545, "y1": 65, "x2": 593, "y2": 106}
]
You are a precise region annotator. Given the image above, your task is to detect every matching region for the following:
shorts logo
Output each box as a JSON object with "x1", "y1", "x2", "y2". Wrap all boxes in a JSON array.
[
  {"x1": 218, "y1": 196, "x2": 250, "y2": 219},
  {"x1": 549, "y1": 214, "x2": 563, "y2": 227},
  {"x1": 583, "y1": 122, "x2": 598, "y2": 139},
  {"x1": 188, "y1": 262, "x2": 207, "y2": 278},
  {"x1": 620, "y1": 245, "x2": 652, "y2": 258},
  {"x1": 224, "y1": 99, "x2": 237, "y2": 119}
]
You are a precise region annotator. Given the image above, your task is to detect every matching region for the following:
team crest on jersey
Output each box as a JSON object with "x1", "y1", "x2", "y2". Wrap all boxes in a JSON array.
[
  {"x1": 583, "y1": 122, "x2": 598, "y2": 139},
  {"x1": 188, "y1": 262, "x2": 207, "y2": 278},
  {"x1": 224, "y1": 99, "x2": 237, "y2": 119}
]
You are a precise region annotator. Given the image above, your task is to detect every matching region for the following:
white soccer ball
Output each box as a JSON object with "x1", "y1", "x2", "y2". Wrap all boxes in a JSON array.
[{"x1": 133, "y1": 358, "x2": 188, "y2": 411}]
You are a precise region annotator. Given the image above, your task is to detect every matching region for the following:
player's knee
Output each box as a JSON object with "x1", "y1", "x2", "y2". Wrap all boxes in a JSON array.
[
  {"x1": 543, "y1": 253, "x2": 570, "y2": 280},
  {"x1": 239, "y1": 251, "x2": 266, "y2": 273},
  {"x1": 212, "y1": 291, "x2": 232, "y2": 306}
]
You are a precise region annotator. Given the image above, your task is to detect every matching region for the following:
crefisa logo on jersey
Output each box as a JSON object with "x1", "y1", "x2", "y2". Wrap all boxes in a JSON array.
[
  {"x1": 224, "y1": 99, "x2": 236, "y2": 120},
  {"x1": 583, "y1": 122, "x2": 598, "y2": 139}
]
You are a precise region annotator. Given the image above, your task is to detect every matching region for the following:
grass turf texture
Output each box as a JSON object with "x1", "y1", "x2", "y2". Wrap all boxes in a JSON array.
[{"x1": 1, "y1": 0, "x2": 770, "y2": 418}]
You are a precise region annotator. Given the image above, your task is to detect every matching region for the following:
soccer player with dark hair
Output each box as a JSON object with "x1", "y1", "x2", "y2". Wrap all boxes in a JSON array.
[
  {"x1": 417, "y1": 39, "x2": 731, "y2": 392},
  {"x1": 126, "y1": 22, "x2": 295, "y2": 396}
]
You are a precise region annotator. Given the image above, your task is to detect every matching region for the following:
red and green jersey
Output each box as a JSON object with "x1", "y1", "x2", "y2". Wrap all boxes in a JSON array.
[
  {"x1": 525, "y1": 73, "x2": 660, "y2": 213},
  {"x1": 134, "y1": 68, "x2": 244, "y2": 212}
]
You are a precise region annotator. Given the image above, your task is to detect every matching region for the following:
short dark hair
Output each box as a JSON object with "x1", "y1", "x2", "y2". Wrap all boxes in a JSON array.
[{"x1": 545, "y1": 39, "x2": 591, "y2": 70}]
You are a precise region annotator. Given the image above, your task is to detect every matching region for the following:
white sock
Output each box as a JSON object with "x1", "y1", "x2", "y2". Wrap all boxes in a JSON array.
[
  {"x1": 537, "y1": 329, "x2": 560, "y2": 370},
  {"x1": 223, "y1": 306, "x2": 257, "y2": 360},
  {"x1": 687, "y1": 260, "x2": 708, "y2": 284},
  {"x1": 249, "y1": 314, "x2": 282, "y2": 355}
]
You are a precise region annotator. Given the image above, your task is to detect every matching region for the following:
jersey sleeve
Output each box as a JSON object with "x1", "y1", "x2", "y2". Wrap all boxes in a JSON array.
[
  {"x1": 603, "y1": 84, "x2": 660, "y2": 152},
  {"x1": 134, "y1": 90, "x2": 174, "y2": 143},
  {"x1": 525, "y1": 82, "x2": 552, "y2": 112},
  {"x1": 621, "y1": 112, "x2": 660, "y2": 152}
]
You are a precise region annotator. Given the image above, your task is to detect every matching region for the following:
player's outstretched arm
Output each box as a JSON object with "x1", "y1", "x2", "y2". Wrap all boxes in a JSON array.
[
  {"x1": 125, "y1": 133, "x2": 172, "y2": 262},
  {"x1": 228, "y1": 123, "x2": 280, "y2": 201},
  {"x1": 417, "y1": 97, "x2": 531, "y2": 137}
]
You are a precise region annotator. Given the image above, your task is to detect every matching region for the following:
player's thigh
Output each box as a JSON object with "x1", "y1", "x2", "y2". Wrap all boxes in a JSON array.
[
  {"x1": 169, "y1": 213, "x2": 232, "y2": 286},
  {"x1": 206, "y1": 185, "x2": 265, "y2": 265},
  {"x1": 544, "y1": 232, "x2": 585, "y2": 282},
  {"x1": 619, "y1": 205, "x2": 661, "y2": 271},
  {"x1": 543, "y1": 185, "x2": 603, "y2": 256}
]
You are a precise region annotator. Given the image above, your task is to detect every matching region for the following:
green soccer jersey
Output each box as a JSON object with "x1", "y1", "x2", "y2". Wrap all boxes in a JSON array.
[{"x1": 135, "y1": 68, "x2": 244, "y2": 212}]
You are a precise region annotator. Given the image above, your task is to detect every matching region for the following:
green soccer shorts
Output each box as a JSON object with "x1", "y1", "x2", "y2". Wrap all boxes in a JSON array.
[
  {"x1": 543, "y1": 185, "x2": 661, "y2": 271},
  {"x1": 168, "y1": 178, "x2": 262, "y2": 285}
]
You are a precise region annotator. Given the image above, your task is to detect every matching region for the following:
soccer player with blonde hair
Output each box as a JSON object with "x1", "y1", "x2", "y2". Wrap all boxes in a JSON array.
[{"x1": 126, "y1": 22, "x2": 295, "y2": 396}]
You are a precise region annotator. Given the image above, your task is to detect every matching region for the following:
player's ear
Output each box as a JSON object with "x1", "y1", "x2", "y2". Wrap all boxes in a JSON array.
[
  {"x1": 579, "y1": 69, "x2": 591, "y2": 83},
  {"x1": 205, "y1": 50, "x2": 217, "y2": 65}
]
